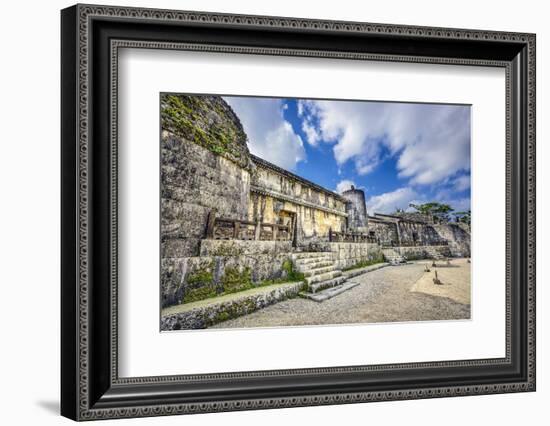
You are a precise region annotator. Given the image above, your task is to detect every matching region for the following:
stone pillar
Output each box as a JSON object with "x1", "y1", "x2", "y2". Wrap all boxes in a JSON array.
[{"x1": 341, "y1": 185, "x2": 368, "y2": 232}]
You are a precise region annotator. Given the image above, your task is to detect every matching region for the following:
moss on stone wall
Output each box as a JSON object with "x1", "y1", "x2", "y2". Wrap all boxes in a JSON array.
[
  {"x1": 183, "y1": 285, "x2": 218, "y2": 304},
  {"x1": 185, "y1": 264, "x2": 214, "y2": 287},
  {"x1": 182, "y1": 263, "x2": 217, "y2": 303},
  {"x1": 282, "y1": 258, "x2": 305, "y2": 282},
  {"x1": 161, "y1": 94, "x2": 252, "y2": 170},
  {"x1": 221, "y1": 266, "x2": 253, "y2": 294},
  {"x1": 178, "y1": 258, "x2": 305, "y2": 306},
  {"x1": 161, "y1": 281, "x2": 305, "y2": 330}
]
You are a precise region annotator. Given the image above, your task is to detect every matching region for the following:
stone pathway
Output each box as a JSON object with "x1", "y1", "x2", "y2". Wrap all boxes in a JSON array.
[{"x1": 211, "y1": 260, "x2": 471, "y2": 329}]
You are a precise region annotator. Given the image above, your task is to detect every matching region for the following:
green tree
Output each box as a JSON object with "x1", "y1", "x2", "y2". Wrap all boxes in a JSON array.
[
  {"x1": 454, "y1": 210, "x2": 471, "y2": 225},
  {"x1": 409, "y1": 202, "x2": 454, "y2": 223}
]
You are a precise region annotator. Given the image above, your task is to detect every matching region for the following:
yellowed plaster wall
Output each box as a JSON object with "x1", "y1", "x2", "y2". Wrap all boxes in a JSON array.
[
  {"x1": 252, "y1": 166, "x2": 346, "y2": 213},
  {"x1": 247, "y1": 162, "x2": 347, "y2": 244},
  {"x1": 248, "y1": 193, "x2": 345, "y2": 242}
]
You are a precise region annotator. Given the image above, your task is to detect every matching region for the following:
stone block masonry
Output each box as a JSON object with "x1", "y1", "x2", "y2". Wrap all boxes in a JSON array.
[
  {"x1": 323, "y1": 242, "x2": 382, "y2": 270},
  {"x1": 162, "y1": 240, "x2": 295, "y2": 308},
  {"x1": 161, "y1": 132, "x2": 252, "y2": 259},
  {"x1": 432, "y1": 224, "x2": 471, "y2": 257},
  {"x1": 396, "y1": 245, "x2": 452, "y2": 260},
  {"x1": 161, "y1": 281, "x2": 304, "y2": 330}
]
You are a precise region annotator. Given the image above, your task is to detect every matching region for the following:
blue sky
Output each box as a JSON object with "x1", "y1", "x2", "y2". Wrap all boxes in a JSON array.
[{"x1": 223, "y1": 96, "x2": 471, "y2": 215}]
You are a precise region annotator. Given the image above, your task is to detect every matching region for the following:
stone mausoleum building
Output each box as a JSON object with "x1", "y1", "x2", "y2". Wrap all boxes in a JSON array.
[{"x1": 160, "y1": 94, "x2": 471, "y2": 309}]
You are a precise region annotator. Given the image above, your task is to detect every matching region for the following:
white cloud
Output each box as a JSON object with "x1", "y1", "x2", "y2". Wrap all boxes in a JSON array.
[
  {"x1": 297, "y1": 100, "x2": 304, "y2": 117},
  {"x1": 366, "y1": 187, "x2": 418, "y2": 214},
  {"x1": 452, "y1": 175, "x2": 471, "y2": 192},
  {"x1": 298, "y1": 100, "x2": 471, "y2": 186},
  {"x1": 301, "y1": 119, "x2": 321, "y2": 146},
  {"x1": 365, "y1": 185, "x2": 471, "y2": 216},
  {"x1": 223, "y1": 97, "x2": 305, "y2": 171},
  {"x1": 335, "y1": 179, "x2": 357, "y2": 194}
]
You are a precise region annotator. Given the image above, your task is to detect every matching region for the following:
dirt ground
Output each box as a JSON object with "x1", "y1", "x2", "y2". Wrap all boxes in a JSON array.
[
  {"x1": 410, "y1": 258, "x2": 471, "y2": 305},
  {"x1": 211, "y1": 259, "x2": 471, "y2": 329}
]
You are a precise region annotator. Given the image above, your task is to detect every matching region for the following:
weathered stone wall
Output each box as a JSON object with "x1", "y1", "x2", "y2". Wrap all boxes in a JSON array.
[
  {"x1": 420, "y1": 225, "x2": 447, "y2": 245},
  {"x1": 341, "y1": 187, "x2": 368, "y2": 232},
  {"x1": 161, "y1": 281, "x2": 304, "y2": 330},
  {"x1": 368, "y1": 216, "x2": 454, "y2": 248},
  {"x1": 161, "y1": 94, "x2": 254, "y2": 259},
  {"x1": 309, "y1": 242, "x2": 382, "y2": 269},
  {"x1": 162, "y1": 240, "x2": 294, "y2": 307},
  {"x1": 369, "y1": 220, "x2": 399, "y2": 246},
  {"x1": 161, "y1": 94, "x2": 259, "y2": 307},
  {"x1": 162, "y1": 134, "x2": 252, "y2": 258},
  {"x1": 432, "y1": 224, "x2": 471, "y2": 257},
  {"x1": 397, "y1": 221, "x2": 424, "y2": 245},
  {"x1": 395, "y1": 245, "x2": 452, "y2": 260},
  {"x1": 249, "y1": 156, "x2": 347, "y2": 246},
  {"x1": 199, "y1": 239, "x2": 292, "y2": 257}
]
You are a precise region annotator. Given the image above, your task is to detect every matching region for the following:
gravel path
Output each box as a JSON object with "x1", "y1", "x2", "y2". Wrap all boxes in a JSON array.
[{"x1": 211, "y1": 261, "x2": 470, "y2": 329}]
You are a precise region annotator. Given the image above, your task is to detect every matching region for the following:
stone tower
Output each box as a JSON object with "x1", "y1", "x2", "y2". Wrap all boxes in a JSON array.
[{"x1": 342, "y1": 185, "x2": 368, "y2": 232}]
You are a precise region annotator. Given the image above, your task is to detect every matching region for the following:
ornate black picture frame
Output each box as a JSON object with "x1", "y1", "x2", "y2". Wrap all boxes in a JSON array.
[{"x1": 61, "y1": 4, "x2": 536, "y2": 421}]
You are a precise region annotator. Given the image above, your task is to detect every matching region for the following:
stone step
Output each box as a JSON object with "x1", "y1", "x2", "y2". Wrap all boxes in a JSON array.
[
  {"x1": 309, "y1": 276, "x2": 347, "y2": 293},
  {"x1": 291, "y1": 252, "x2": 332, "y2": 260},
  {"x1": 300, "y1": 281, "x2": 360, "y2": 302},
  {"x1": 308, "y1": 275, "x2": 347, "y2": 293},
  {"x1": 301, "y1": 264, "x2": 337, "y2": 277},
  {"x1": 295, "y1": 259, "x2": 334, "y2": 270},
  {"x1": 305, "y1": 270, "x2": 343, "y2": 286},
  {"x1": 294, "y1": 256, "x2": 334, "y2": 267}
]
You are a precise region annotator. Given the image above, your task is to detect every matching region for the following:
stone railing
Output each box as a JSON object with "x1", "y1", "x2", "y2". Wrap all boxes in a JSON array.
[{"x1": 205, "y1": 210, "x2": 292, "y2": 241}]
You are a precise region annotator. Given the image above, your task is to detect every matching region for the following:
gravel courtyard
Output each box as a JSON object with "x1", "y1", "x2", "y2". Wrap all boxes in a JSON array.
[{"x1": 212, "y1": 259, "x2": 471, "y2": 329}]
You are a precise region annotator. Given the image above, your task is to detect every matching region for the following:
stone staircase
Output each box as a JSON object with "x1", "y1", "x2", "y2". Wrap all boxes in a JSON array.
[
  {"x1": 291, "y1": 252, "x2": 357, "y2": 302},
  {"x1": 382, "y1": 248, "x2": 406, "y2": 264}
]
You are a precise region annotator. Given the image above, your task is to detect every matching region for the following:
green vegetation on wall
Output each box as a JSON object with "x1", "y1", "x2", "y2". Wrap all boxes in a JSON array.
[
  {"x1": 281, "y1": 259, "x2": 305, "y2": 282},
  {"x1": 161, "y1": 94, "x2": 251, "y2": 169},
  {"x1": 221, "y1": 266, "x2": 253, "y2": 294},
  {"x1": 180, "y1": 259, "x2": 305, "y2": 305},
  {"x1": 182, "y1": 285, "x2": 218, "y2": 304},
  {"x1": 182, "y1": 264, "x2": 216, "y2": 303}
]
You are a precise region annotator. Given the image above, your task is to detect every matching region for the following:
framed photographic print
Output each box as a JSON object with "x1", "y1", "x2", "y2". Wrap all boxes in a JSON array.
[{"x1": 61, "y1": 4, "x2": 536, "y2": 421}]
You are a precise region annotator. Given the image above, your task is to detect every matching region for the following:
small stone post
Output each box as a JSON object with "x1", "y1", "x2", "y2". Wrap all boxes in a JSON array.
[
  {"x1": 254, "y1": 220, "x2": 261, "y2": 241},
  {"x1": 205, "y1": 209, "x2": 217, "y2": 238}
]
